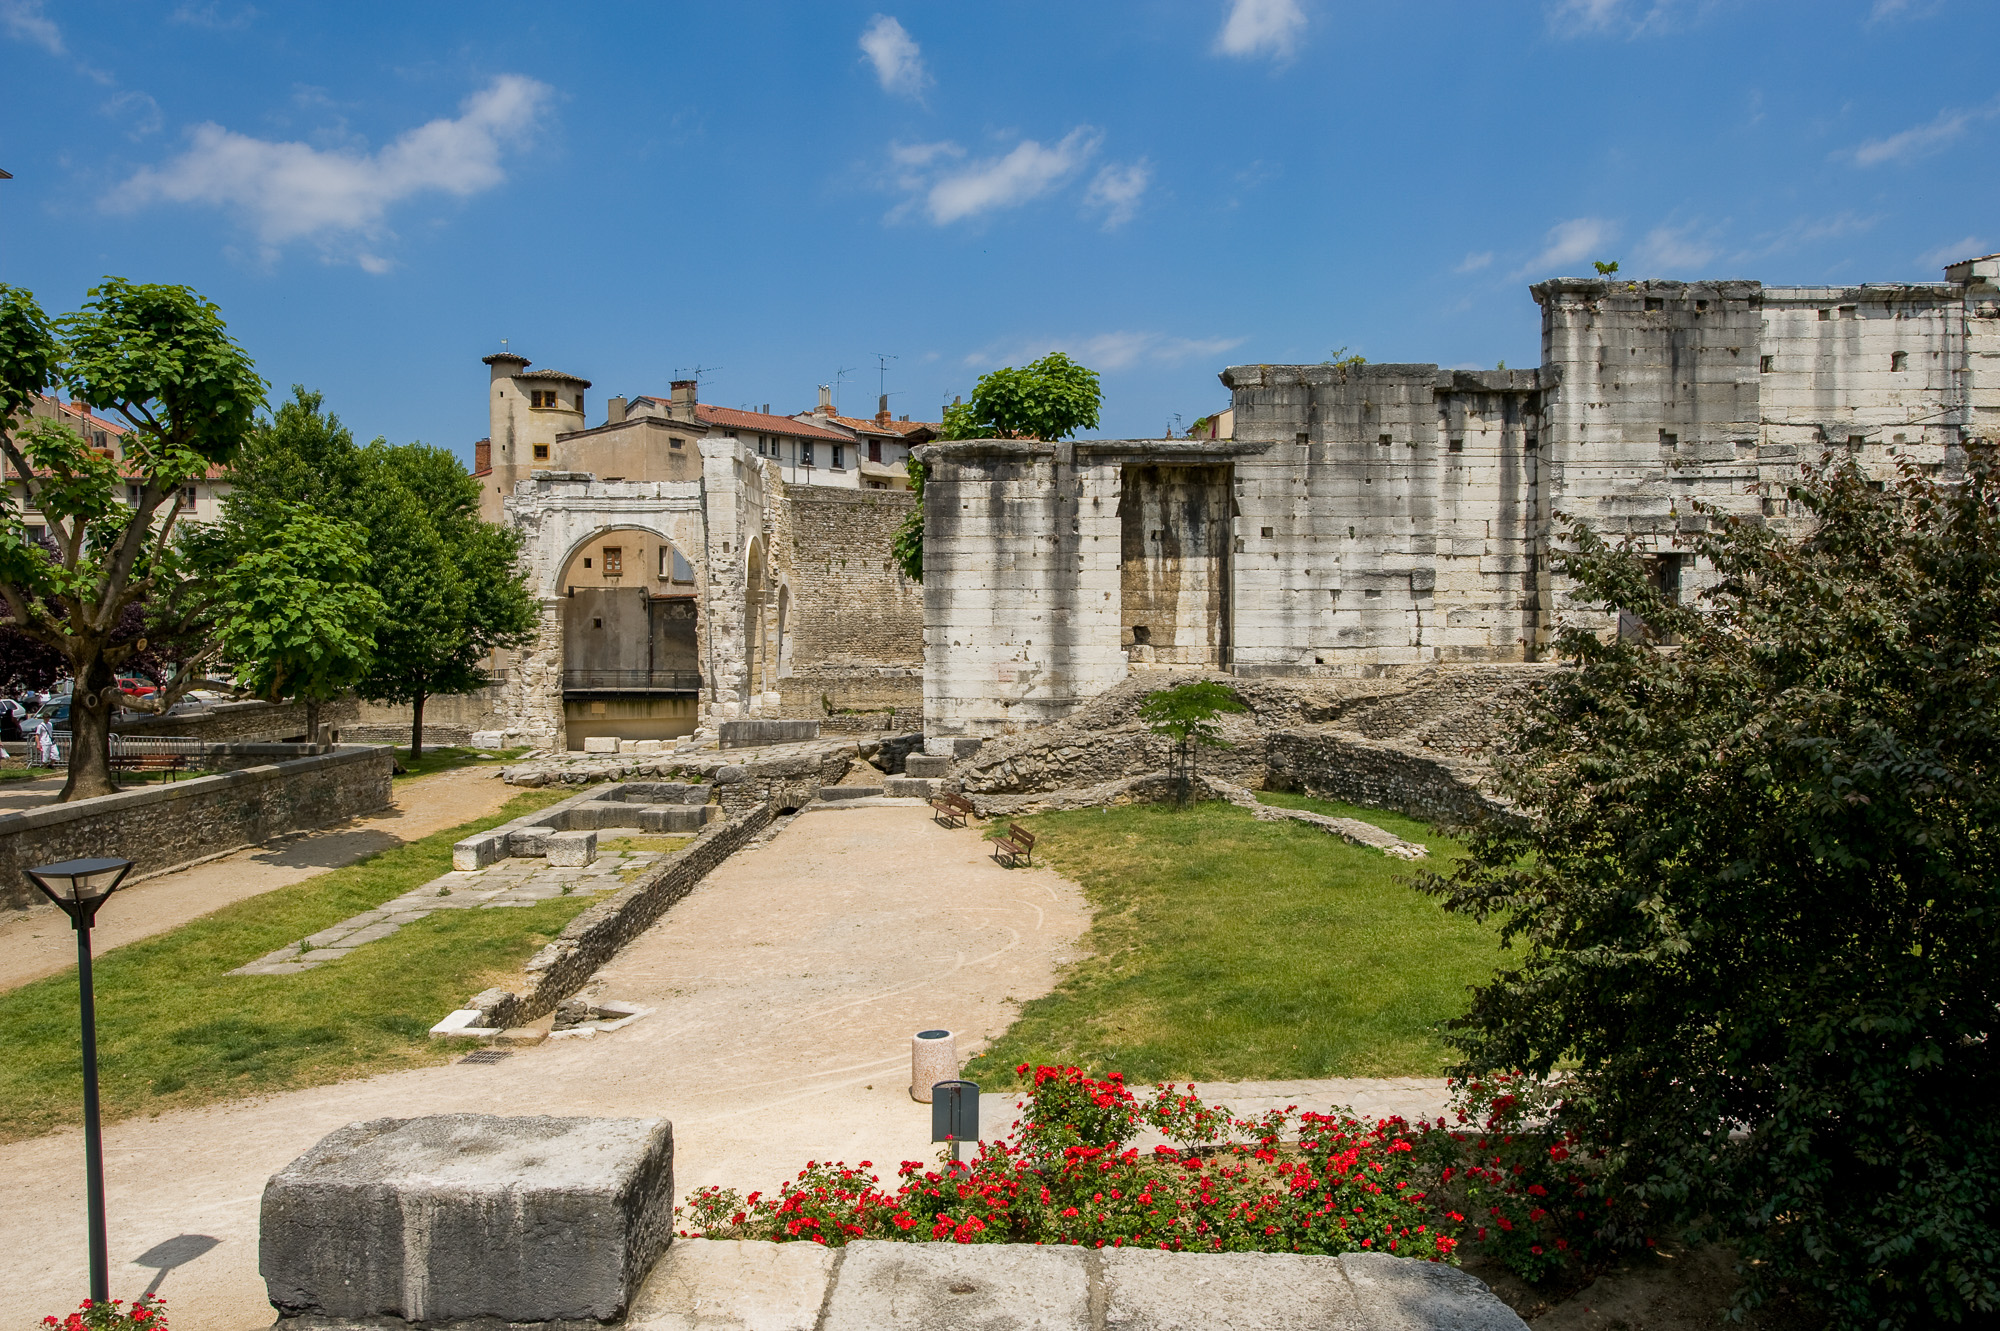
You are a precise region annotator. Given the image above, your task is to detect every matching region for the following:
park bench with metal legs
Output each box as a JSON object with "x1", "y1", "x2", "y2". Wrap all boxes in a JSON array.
[
  {"x1": 992, "y1": 822, "x2": 1036, "y2": 868},
  {"x1": 931, "y1": 792, "x2": 976, "y2": 828}
]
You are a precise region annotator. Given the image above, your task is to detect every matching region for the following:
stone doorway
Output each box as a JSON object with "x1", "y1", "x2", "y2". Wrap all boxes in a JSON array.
[{"x1": 1118, "y1": 464, "x2": 1232, "y2": 668}]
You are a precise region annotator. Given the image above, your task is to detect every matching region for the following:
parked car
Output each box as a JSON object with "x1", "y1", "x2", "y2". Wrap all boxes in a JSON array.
[
  {"x1": 116, "y1": 675, "x2": 157, "y2": 698},
  {"x1": 30, "y1": 699, "x2": 69, "y2": 725}
]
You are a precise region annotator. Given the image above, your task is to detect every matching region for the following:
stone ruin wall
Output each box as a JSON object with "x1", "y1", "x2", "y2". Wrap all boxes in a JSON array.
[
  {"x1": 768, "y1": 482, "x2": 925, "y2": 729},
  {"x1": 923, "y1": 270, "x2": 2000, "y2": 741}
]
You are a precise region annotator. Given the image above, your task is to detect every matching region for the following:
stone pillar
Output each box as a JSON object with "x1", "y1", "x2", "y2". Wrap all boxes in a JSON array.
[{"x1": 499, "y1": 600, "x2": 566, "y2": 748}]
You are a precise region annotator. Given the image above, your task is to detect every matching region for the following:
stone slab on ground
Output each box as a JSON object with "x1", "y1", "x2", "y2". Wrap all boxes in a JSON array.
[
  {"x1": 260, "y1": 1114, "x2": 673, "y2": 1326},
  {"x1": 628, "y1": 1240, "x2": 1526, "y2": 1330}
]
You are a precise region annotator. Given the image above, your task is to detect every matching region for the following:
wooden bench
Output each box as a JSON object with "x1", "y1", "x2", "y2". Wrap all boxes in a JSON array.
[
  {"x1": 992, "y1": 822, "x2": 1036, "y2": 869},
  {"x1": 931, "y1": 792, "x2": 977, "y2": 828},
  {"x1": 113, "y1": 753, "x2": 188, "y2": 782}
]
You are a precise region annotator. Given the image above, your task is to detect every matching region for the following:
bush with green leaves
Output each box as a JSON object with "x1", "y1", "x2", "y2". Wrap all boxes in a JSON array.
[
  {"x1": 1418, "y1": 447, "x2": 2000, "y2": 1327},
  {"x1": 1137, "y1": 679, "x2": 1247, "y2": 805}
]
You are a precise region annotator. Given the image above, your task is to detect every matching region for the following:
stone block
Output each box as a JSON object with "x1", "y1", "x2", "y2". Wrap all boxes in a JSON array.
[
  {"x1": 719, "y1": 718, "x2": 820, "y2": 748},
  {"x1": 678, "y1": 783, "x2": 714, "y2": 805},
  {"x1": 1339, "y1": 1251, "x2": 1528, "y2": 1328},
  {"x1": 626, "y1": 1238, "x2": 833, "y2": 1331},
  {"x1": 507, "y1": 826, "x2": 557, "y2": 858},
  {"x1": 259, "y1": 1114, "x2": 674, "y2": 1326},
  {"x1": 583, "y1": 735, "x2": 620, "y2": 754},
  {"x1": 820, "y1": 1241, "x2": 1089, "y2": 1331},
  {"x1": 903, "y1": 753, "x2": 951, "y2": 778},
  {"x1": 818, "y1": 785, "x2": 883, "y2": 800},
  {"x1": 564, "y1": 801, "x2": 631, "y2": 831},
  {"x1": 635, "y1": 739, "x2": 664, "y2": 755},
  {"x1": 469, "y1": 730, "x2": 505, "y2": 749},
  {"x1": 548, "y1": 830, "x2": 598, "y2": 867},
  {"x1": 451, "y1": 829, "x2": 511, "y2": 873},
  {"x1": 884, "y1": 776, "x2": 939, "y2": 798},
  {"x1": 1102, "y1": 1247, "x2": 1357, "y2": 1328},
  {"x1": 639, "y1": 806, "x2": 705, "y2": 834}
]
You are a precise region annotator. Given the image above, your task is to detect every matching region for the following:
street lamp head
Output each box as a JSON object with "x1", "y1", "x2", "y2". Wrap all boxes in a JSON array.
[{"x1": 26, "y1": 857, "x2": 133, "y2": 926}]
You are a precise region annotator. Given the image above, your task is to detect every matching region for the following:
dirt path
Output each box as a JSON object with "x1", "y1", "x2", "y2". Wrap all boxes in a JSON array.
[
  {"x1": 0, "y1": 803, "x2": 1098, "y2": 1330},
  {"x1": 0, "y1": 765, "x2": 517, "y2": 993}
]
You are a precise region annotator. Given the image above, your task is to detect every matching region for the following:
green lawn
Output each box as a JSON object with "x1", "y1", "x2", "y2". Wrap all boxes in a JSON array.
[
  {"x1": 391, "y1": 744, "x2": 529, "y2": 781},
  {"x1": 0, "y1": 788, "x2": 571, "y2": 1143},
  {"x1": 961, "y1": 794, "x2": 1502, "y2": 1088}
]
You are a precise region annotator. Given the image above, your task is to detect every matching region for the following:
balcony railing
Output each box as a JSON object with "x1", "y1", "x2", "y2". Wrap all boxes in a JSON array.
[{"x1": 562, "y1": 669, "x2": 703, "y2": 694}]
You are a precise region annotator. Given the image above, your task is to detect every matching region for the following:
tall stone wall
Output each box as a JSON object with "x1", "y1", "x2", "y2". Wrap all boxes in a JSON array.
[
  {"x1": 114, "y1": 696, "x2": 360, "y2": 744},
  {"x1": 771, "y1": 484, "x2": 925, "y2": 721}
]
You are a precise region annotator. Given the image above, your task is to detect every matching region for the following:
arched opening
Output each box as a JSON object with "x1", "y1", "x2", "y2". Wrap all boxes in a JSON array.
[
  {"x1": 744, "y1": 537, "x2": 767, "y2": 704},
  {"x1": 557, "y1": 525, "x2": 701, "y2": 750}
]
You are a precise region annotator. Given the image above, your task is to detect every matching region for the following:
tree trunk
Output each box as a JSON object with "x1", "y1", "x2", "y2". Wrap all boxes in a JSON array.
[
  {"x1": 410, "y1": 691, "x2": 426, "y2": 761},
  {"x1": 60, "y1": 668, "x2": 118, "y2": 802},
  {"x1": 305, "y1": 697, "x2": 321, "y2": 748}
]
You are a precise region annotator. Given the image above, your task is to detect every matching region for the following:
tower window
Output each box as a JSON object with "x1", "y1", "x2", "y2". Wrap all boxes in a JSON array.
[
  {"x1": 670, "y1": 436, "x2": 684, "y2": 449},
  {"x1": 530, "y1": 389, "x2": 557, "y2": 408},
  {"x1": 1448, "y1": 437, "x2": 1464, "y2": 453},
  {"x1": 602, "y1": 546, "x2": 623, "y2": 576},
  {"x1": 533, "y1": 443, "x2": 550, "y2": 460},
  {"x1": 573, "y1": 394, "x2": 584, "y2": 411}
]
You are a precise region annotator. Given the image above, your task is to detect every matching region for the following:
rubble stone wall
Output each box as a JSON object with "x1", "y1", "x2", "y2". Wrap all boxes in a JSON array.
[
  {"x1": 773, "y1": 484, "x2": 925, "y2": 723},
  {"x1": 0, "y1": 744, "x2": 393, "y2": 911},
  {"x1": 113, "y1": 696, "x2": 360, "y2": 744}
]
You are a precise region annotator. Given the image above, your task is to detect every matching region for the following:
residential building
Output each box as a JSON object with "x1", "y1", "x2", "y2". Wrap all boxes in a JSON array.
[{"x1": 3, "y1": 395, "x2": 229, "y2": 540}]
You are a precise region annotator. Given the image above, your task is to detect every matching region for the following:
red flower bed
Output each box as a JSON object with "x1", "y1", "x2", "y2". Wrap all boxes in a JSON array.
[
  {"x1": 678, "y1": 1065, "x2": 1637, "y2": 1279},
  {"x1": 41, "y1": 1298, "x2": 167, "y2": 1331}
]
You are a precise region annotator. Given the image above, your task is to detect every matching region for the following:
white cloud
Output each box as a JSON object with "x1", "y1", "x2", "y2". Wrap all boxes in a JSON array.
[
  {"x1": 1848, "y1": 101, "x2": 1999, "y2": 166},
  {"x1": 1919, "y1": 236, "x2": 1987, "y2": 270},
  {"x1": 894, "y1": 127, "x2": 1101, "y2": 225},
  {"x1": 355, "y1": 252, "x2": 393, "y2": 275},
  {"x1": 0, "y1": 0, "x2": 62, "y2": 54},
  {"x1": 104, "y1": 90, "x2": 162, "y2": 139},
  {"x1": 1215, "y1": 0, "x2": 1306, "y2": 59},
  {"x1": 1868, "y1": 0, "x2": 1941, "y2": 20},
  {"x1": 1084, "y1": 160, "x2": 1151, "y2": 230},
  {"x1": 966, "y1": 331, "x2": 1245, "y2": 373},
  {"x1": 859, "y1": 15, "x2": 928, "y2": 99},
  {"x1": 119, "y1": 75, "x2": 552, "y2": 260},
  {"x1": 1546, "y1": 0, "x2": 1705, "y2": 38},
  {"x1": 1456, "y1": 251, "x2": 1494, "y2": 273},
  {"x1": 1632, "y1": 219, "x2": 1722, "y2": 273},
  {"x1": 1514, "y1": 217, "x2": 1618, "y2": 278}
]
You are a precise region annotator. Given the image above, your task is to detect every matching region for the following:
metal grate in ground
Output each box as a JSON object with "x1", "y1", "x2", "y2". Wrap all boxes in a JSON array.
[{"x1": 458, "y1": 1049, "x2": 513, "y2": 1065}]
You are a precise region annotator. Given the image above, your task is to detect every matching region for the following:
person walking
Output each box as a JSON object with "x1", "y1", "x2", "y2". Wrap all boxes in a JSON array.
[{"x1": 31, "y1": 714, "x2": 58, "y2": 767}]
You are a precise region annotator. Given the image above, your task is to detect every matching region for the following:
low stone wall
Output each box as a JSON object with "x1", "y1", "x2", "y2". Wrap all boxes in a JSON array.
[
  {"x1": 1265, "y1": 727, "x2": 1505, "y2": 827},
  {"x1": 112, "y1": 696, "x2": 360, "y2": 744},
  {"x1": 0, "y1": 745, "x2": 394, "y2": 912},
  {"x1": 471, "y1": 802, "x2": 774, "y2": 1029}
]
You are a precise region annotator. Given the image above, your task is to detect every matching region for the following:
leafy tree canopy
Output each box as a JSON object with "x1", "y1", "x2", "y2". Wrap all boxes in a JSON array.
[
  {"x1": 1139, "y1": 679, "x2": 1247, "y2": 805},
  {"x1": 940, "y1": 352, "x2": 1101, "y2": 441},
  {"x1": 1419, "y1": 448, "x2": 2000, "y2": 1328}
]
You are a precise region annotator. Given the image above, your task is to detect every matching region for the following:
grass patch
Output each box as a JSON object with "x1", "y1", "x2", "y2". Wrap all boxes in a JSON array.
[
  {"x1": 962, "y1": 796, "x2": 1499, "y2": 1089},
  {"x1": 392, "y1": 745, "x2": 529, "y2": 782},
  {"x1": 0, "y1": 788, "x2": 570, "y2": 1143},
  {"x1": 0, "y1": 766, "x2": 42, "y2": 781}
]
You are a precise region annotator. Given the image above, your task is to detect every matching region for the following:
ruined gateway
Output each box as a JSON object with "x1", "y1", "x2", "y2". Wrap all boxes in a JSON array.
[{"x1": 921, "y1": 261, "x2": 2000, "y2": 736}]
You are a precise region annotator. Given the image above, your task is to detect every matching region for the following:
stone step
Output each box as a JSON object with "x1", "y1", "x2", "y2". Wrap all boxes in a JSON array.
[{"x1": 819, "y1": 785, "x2": 885, "y2": 801}]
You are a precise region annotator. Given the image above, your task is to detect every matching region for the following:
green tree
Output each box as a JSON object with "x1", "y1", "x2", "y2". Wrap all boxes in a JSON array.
[
  {"x1": 1418, "y1": 450, "x2": 2000, "y2": 1327},
  {"x1": 199, "y1": 502, "x2": 382, "y2": 743},
  {"x1": 0, "y1": 279, "x2": 265, "y2": 800},
  {"x1": 1137, "y1": 680, "x2": 1247, "y2": 806},
  {"x1": 1593, "y1": 259, "x2": 1620, "y2": 275},
  {"x1": 351, "y1": 442, "x2": 536, "y2": 757},
  {"x1": 895, "y1": 353, "x2": 1104, "y2": 581}
]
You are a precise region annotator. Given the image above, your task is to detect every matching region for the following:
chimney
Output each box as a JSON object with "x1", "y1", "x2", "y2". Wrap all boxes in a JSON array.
[
  {"x1": 817, "y1": 384, "x2": 833, "y2": 415},
  {"x1": 669, "y1": 379, "x2": 698, "y2": 421},
  {"x1": 875, "y1": 393, "x2": 892, "y2": 427},
  {"x1": 473, "y1": 438, "x2": 491, "y2": 475},
  {"x1": 900, "y1": 414, "x2": 909, "y2": 422},
  {"x1": 606, "y1": 396, "x2": 627, "y2": 426}
]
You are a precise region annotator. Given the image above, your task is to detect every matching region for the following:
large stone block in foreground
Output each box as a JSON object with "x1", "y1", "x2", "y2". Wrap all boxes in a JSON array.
[{"x1": 261, "y1": 1114, "x2": 674, "y2": 1327}]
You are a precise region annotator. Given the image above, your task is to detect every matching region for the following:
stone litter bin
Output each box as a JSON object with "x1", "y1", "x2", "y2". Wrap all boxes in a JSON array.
[{"x1": 910, "y1": 1029, "x2": 957, "y2": 1102}]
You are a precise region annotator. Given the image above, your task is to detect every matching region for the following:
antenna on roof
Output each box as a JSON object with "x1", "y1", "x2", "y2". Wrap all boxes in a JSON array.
[
  {"x1": 500, "y1": 338, "x2": 508, "y2": 354},
  {"x1": 833, "y1": 366, "x2": 855, "y2": 414},
  {"x1": 872, "y1": 352, "x2": 899, "y2": 399},
  {"x1": 673, "y1": 364, "x2": 724, "y2": 383}
]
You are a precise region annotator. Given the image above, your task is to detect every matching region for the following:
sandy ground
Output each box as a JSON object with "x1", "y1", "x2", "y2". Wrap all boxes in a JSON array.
[
  {"x1": 0, "y1": 803, "x2": 1102, "y2": 1330},
  {"x1": 0, "y1": 765, "x2": 517, "y2": 993}
]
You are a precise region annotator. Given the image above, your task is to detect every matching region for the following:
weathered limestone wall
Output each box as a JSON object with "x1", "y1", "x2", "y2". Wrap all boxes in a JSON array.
[
  {"x1": 0, "y1": 745, "x2": 393, "y2": 911},
  {"x1": 771, "y1": 483, "x2": 925, "y2": 723},
  {"x1": 348, "y1": 689, "x2": 506, "y2": 747}
]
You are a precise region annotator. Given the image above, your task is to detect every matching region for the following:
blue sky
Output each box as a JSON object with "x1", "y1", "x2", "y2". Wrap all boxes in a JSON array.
[{"x1": 1, "y1": 0, "x2": 1993, "y2": 456}]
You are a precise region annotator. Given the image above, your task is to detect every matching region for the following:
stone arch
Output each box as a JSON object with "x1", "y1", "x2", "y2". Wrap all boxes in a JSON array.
[
  {"x1": 550, "y1": 522, "x2": 696, "y2": 599},
  {"x1": 743, "y1": 535, "x2": 770, "y2": 703}
]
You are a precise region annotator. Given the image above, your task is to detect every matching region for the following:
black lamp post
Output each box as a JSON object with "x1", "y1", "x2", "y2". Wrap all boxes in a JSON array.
[{"x1": 26, "y1": 856, "x2": 134, "y2": 1306}]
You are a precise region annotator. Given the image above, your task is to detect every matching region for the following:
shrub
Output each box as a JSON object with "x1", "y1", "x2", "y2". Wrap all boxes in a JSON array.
[
  {"x1": 677, "y1": 1064, "x2": 1630, "y2": 1276},
  {"x1": 1418, "y1": 449, "x2": 2000, "y2": 1327}
]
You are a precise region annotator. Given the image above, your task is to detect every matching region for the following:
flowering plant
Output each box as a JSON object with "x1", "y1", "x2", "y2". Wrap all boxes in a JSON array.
[{"x1": 41, "y1": 1298, "x2": 167, "y2": 1331}]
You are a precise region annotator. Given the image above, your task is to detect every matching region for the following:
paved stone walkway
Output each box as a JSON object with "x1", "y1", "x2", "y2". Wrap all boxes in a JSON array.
[{"x1": 228, "y1": 835, "x2": 675, "y2": 975}]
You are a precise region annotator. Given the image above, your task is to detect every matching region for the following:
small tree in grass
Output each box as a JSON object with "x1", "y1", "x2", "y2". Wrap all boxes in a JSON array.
[{"x1": 1138, "y1": 680, "x2": 1246, "y2": 806}]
